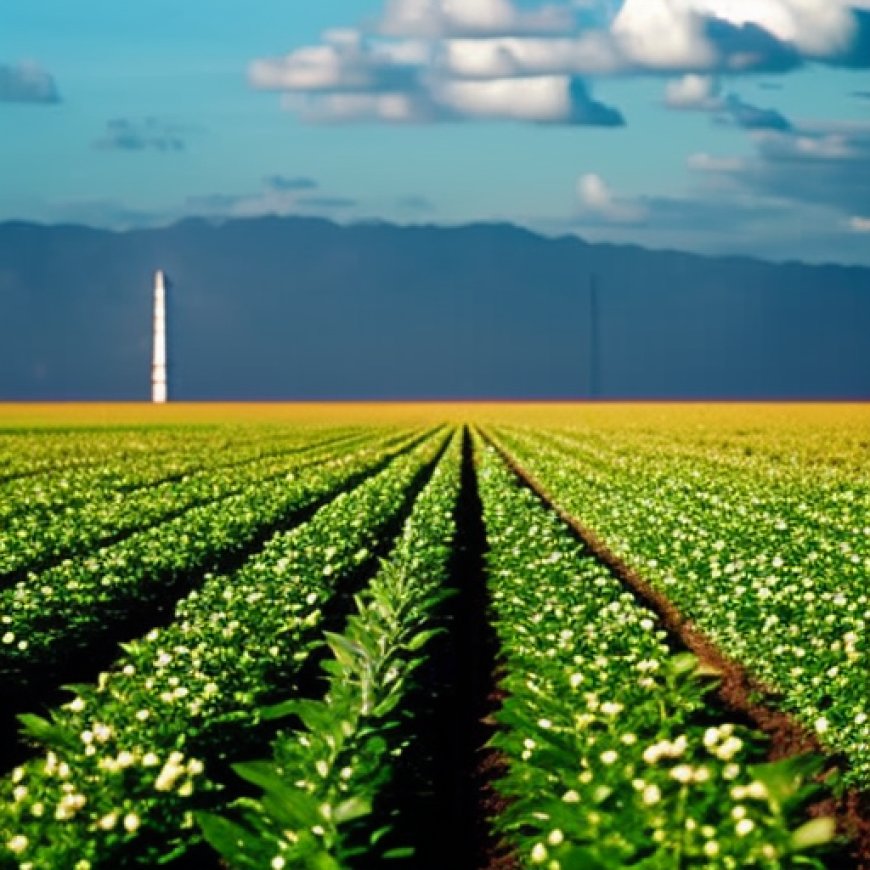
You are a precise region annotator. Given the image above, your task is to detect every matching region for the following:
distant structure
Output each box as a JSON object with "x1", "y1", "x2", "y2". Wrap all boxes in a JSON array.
[
  {"x1": 589, "y1": 274, "x2": 600, "y2": 399},
  {"x1": 151, "y1": 270, "x2": 168, "y2": 404}
]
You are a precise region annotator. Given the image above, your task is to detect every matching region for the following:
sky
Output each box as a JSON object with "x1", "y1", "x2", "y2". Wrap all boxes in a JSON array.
[{"x1": 1, "y1": 0, "x2": 869, "y2": 265}]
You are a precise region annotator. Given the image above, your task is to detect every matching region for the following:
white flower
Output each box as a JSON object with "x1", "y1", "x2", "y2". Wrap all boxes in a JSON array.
[
  {"x1": 530, "y1": 842, "x2": 548, "y2": 863},
  {"x1": 735, "y1": 818, "x2": 755, "y2": 837},
  {"x1": 123, "y1": 813, "x2": 140, "y2": 832},
  {"x1": 815, "y1": 717, "x2": 829, "y2": 734},
  {"x1": 670, "y1": 765, "x2": 693, "y2": 784},
  {"x1": 155, "y1": 759, "x2": 186, "y2": 792},
  {"x1": 746, "y1": 781, "x2": 768, "y2": 800},
  {"x1": 642, "y1": 784, "x2": 661, "y2": 805},
  {"x1": 548, "y1": 829, "x2": 564, "y2": 846},
  {"x1": 93, "y1": 723, "x2": 112, "y2": 742},
  {"x1": 98, "y1": 813, "x2": 118, "y2": 831},
  {"x1": 271, "y1": 857, "x2": 286, "y2": 870},
  {"x1": 703, "y1": 840, "x2": 720, "y2": 857},
  {"x1": 600, "y1": 750, "x2": 618, "y2": 766},
  {"x1": 6, "y1": 835, "x2": 28, "y2": 854}
]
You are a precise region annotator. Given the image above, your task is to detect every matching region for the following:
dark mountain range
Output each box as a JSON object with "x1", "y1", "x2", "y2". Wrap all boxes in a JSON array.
[{"x1": 1, "y1": 216, "x2": 868, "y2": 400}]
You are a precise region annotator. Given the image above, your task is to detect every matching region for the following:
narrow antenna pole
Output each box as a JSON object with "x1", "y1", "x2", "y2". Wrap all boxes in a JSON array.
[{"x1": 152, "y1": 270, "x2": 168, "y2": 403}]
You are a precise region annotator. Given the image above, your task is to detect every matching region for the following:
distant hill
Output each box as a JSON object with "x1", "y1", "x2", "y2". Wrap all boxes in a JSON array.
[{"x1": 1, "y1": 216, "x2": 868, "y2": 400}]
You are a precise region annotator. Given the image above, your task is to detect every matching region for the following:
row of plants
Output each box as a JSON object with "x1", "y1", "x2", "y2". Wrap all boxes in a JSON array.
[
  {"x1": 199, "y1": 431, "x2": 463, "y2": 869},
  {"x1": 0, "y1": 428, "x2": 380, "y2": 579},
  {"x1": 492, "y1": 425, "x2": 869, "y2": 789},
  {"x1": 474, "y1": 434, "x2": 836, "y2": 868},
  {"x1": 0, "y1": 430, "x2": 424, "y2": 687},
  {"x1": 0, "y1": 430, "x2": 447, "y2": 868},
  {"x1": 0, "y1": 426, "x2": 366, "y2": 526}
]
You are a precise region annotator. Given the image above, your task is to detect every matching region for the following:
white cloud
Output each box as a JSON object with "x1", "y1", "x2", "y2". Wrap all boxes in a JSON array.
[
  {"x1": 613, "y1": 0, "x2": 864, "y2": 68},
  {"x1": 380, "y1": 0, "x2": 572, "y2": 37},
  {"x1": 688, "y1": 152, "x2": 747, "y2": 171},
  {"x1": 576, "y1": 173, "x2": 648, "y2": 223},
  {"x1": 434, "y1": 75, "x2": 614, "y2": 122},
  {"x1": 438, "y1": 34, "x2": 622, "y2": 78},
  {"x1": 848, "y1": 215, "x2": 870, "y2": 232},
  {"x1": 664, "y1": 74, "x2": 721, "y2": 108},
  {"x1": 248, "y1": 0, "x2": 870, "y2": 128}
]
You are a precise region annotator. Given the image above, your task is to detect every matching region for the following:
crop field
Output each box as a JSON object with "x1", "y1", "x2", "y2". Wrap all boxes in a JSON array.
[{"x1": 0, "y1": 404, "x2": 867, "y2": 869}]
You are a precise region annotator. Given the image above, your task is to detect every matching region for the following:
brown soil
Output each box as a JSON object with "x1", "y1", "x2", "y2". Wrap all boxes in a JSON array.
[{"x1": 484, "y1": 430, "x2": 870, "y2": 869}]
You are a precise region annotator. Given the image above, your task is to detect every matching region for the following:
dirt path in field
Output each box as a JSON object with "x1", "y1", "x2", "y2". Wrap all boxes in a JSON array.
[
  {"x1": 372, "y1": 427, "x2": 513, "y2": 870},
  {"x1": 482, "y1": 428, "x2": 869, "y2": 870}
]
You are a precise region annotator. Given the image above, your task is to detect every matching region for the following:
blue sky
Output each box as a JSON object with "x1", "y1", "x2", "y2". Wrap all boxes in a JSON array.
[{"x1": 2, "y1": 0, "x2": 869, "y2": 263}]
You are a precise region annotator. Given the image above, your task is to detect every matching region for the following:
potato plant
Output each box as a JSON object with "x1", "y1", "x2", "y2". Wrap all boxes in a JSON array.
[
  {"x1": 199, "y1": 433, "x2": 463, "y2": 869},
  {"x1": 0, "y1": 432, "x2": 446, "y2": 868},
  {"x1": 474, "y1": 436, "x2": 835, "y2": 869},
  {"x1": 493, "y1": 425, "x2": 869, "y2": 789}
]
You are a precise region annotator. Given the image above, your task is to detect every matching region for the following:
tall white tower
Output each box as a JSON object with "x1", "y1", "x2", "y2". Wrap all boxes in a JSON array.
[{"x1": 151, "y1": 270, "x2": 168, "y2": 404}]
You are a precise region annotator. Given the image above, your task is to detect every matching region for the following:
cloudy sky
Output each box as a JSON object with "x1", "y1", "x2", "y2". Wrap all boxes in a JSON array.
[{"x1": 2, "y1": 0, "x2": 869, "y2": 264}]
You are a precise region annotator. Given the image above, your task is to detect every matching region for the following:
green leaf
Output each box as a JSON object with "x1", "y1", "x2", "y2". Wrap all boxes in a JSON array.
[
  {"x1": 404, "y1": 628, "x2": 444, "y2": 652},
  {"x1": 334, "y1": 796, "x2": 372, "y2": 824},
  {"x1": 325, "y1": 632, "x2": 368, "y2": 668},
  {"x1": 791, "y1": 817, "x2": 836, "y2": 851},
  {"x1": 258, "y1": 699, "x2": 303, "y2": 722},
  {"x1": 18, "y1": 713, "x2": 78, "y2": 751},
  {"x1": 232, "y1": 762, "x2": 323, "y2": 829},
  {"x1": 382, "y1": 846, "x2": 416, "y2": 860},
  {"x1": 196, "y1": 812, "x2": 270, "y2": 869}
]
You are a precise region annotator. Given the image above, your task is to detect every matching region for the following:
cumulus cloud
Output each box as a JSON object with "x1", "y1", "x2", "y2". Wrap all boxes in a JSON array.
[
  {"x1": 849, "y1": 215, "x2": 870, "y2": 231},
  {"x1": 613, "y1": 0, "x2": 865, "y2": 69},
  {"x1": 94, "y1": 118, "x2": 187, "y2": 152},
  {"x1": 576, "y1": 173, "x2": 648, "y2": 223},
  {"x1": 0, "y1": 62, "x2": 60, "y2": 103},
  {"x1": 380, "y1": 0, "x2": 573, "y2": 37},
  {"x1": 664, "y1": 74, "x2": 721, "y2": 109},
  {"x1": 435, "y1": 75, "x2": 623, "y2": 124},
  {"x1": 249, "y1": 0, "x2": 870, "y2": 130},
  {"x1": 252, "y1": 20, "x2": 624, "y2": 126}
]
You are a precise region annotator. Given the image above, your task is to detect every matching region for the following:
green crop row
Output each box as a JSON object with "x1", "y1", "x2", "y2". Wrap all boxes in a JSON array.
[
  {"x1": 200, "y1": 432, "x2": 463, "y2": 869},
  {"x1": 474, "y1": 435, "x2": 834, "y2": 869},
  {"x1": 0, "y1": 430, "x2": 422, "y2": 686},
  {"x1": 493, "y1": 426, "x2": 869, "y2": 789},
  {"x1": 0, "y1": 427, "x2": 368, "y2": 527},
  {"x1": 0, "y1": 430, "x2": 382, "y2": 579},
  {"x1": 0, "y1": 430, "x2": 447, "y2": 869}
]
